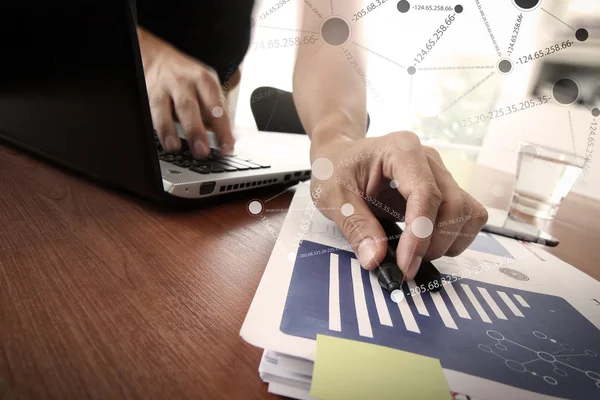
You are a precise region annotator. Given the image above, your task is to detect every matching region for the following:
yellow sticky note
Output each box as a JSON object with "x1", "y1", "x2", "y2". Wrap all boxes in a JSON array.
[{"x1": 310, "y1": 335, "x2": 451, "y2": 400}]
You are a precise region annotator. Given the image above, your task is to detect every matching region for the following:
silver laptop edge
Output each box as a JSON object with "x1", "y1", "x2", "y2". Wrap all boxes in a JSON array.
[{"x1": 160, "y1": 129, "x2": 312, "y2": 199}]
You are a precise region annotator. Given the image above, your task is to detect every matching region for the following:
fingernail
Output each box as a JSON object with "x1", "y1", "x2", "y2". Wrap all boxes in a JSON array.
[
  {"x1": 405, "y1": 256, "x2": 423, "y2": 279},
  {"x1": 194, "y1": 139, "x2": 209, "y2": 158},
  {"x1": 165, "y1": 136, "x2": 178, "y2": 153},
  {"x1": 357, "y1": 237, "x2": 377, "y2": 269}
]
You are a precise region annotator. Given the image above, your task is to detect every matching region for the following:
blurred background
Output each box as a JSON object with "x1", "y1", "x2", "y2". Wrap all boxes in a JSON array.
[{"x1": 228, "y1": 0, "x2": 600, "y2": 200}]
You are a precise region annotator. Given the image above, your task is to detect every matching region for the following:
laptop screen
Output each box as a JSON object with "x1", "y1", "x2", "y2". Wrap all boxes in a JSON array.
[{"x1": 0, "y1": 0, "x2": 162, "y2": 199}]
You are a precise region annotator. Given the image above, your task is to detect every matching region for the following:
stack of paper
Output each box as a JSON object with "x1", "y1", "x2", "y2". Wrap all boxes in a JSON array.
[
  {"x1": 259, "y1": 350, "x2": 315, "y2": 399},
  {"x1": 257, "y1": 338, "x2": 454, "y2": 400},
  {"x1": 241, "y1": 182, "x2": 600, "y2": 400}
]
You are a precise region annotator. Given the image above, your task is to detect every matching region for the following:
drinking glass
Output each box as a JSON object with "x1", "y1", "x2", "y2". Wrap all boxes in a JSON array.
[{"x1": 510, "y1": 142, "x2": 584, "y2": 219}]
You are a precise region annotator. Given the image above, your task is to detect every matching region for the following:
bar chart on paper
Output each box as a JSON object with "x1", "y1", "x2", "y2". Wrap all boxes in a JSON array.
[{"x1": 281, "y1": 241, "x2": 600, "y2": 399}]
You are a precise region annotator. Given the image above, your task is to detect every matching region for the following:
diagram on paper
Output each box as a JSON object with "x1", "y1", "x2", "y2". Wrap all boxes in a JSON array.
[
  {"x1": 479, "y1": 330, "x2": 599, "y2": 389},
  {"x1": 281, "y1": 240, "x2": 600, "y2": 399}
]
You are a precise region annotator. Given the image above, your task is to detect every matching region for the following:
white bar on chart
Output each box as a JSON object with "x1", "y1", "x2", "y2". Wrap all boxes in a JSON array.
[
  {"x1": 328, "y1": 254, "x2": 341, "y2": 331},
  {"x1": 350, "y1": 259, "x2": 374, "y2": 338},
  {"x1": 397, "y1": 295, "x2": 420, "y2": 333},
  {"x1": 477, "y1": 287, "x2": 507, "y2": 320},
  {"x1": 461, "y1": 284, "x2": 492, "y2": 323},
  {"x1": 498, "y1": 291, "x2": 525, "y2": 317},
  {"x1": 513, "y1": 294, "x2": 531, "y2": 308},
  {"x1": 407, "y1": 281, "x2": 429, "y2": 316},
  {"x1": 431, "y1": 292, "x2": 458, "y2": 330},
  {"x1": 368, "y1": 271, "x2": 393, "y2": 326},
  {"x1": 443, "y1": 283, "x2": 471, "y2": 319}
]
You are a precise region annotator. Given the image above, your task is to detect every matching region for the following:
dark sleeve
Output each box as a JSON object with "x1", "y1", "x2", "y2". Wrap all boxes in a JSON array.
[
  {"x1": 135, "y1": 0, "x2": 255, "y2": 85},
  {"x1": 130, "y1": 0, "x2": 137, "y2": 22}
]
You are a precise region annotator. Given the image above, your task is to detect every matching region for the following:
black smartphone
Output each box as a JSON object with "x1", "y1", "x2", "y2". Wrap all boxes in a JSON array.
[{"x1": 481, "y1": 208, "x2": 559, "y2": 247}]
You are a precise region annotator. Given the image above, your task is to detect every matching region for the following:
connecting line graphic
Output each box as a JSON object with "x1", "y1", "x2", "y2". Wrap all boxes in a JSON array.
[
  {"x1": 474, "y1": 0, "x2": 501, "y2": 57},
  {"x1": 555, "y1": 354, "x2": 593, "y2": 359},
  {"x1": 540, "y1": 7, "x2": 575, "y2": 31},
  {"x1": 341, "y1": 46, "x2": 385, "y2": 104},
  {"x1": 418, "y1": 65, "x2": 495, "y2": 71},
  {"x1": 264, "y1": 207, "x2": 339, "y2": 212},
  {"x1": 408, "y1": 75, "x2": 414, "y2": 111},
  {"x1": 264, "y1": 184, "x2": 295, "y2": 203},
  {"x1": 257, "y1": 25, "x2": 319, "y2": 34},
  {"x1": 568, "y1": 111, "x2": 578, "y2": 158},
  {"x1": 522, "y1": 359, "x2": 539, "y2": 365},
  {"x1": 263, "y1": 95, "x2": 281, "y2": 132},
  {"x1": 351, "y1": 41, "x2": 406, "y2": 69},
  {"x1": 254, "y1": 0, "x2": 592, "y2": 148},
  {"x1": 479, "y1": 330, "x2": 600, "y2": 388},
  {"x1": 437, "y1": 71, "x2": 497, "y2": 116},
  {"x1": 304, "y1": 0, "x2": 324, "y2": 19}
]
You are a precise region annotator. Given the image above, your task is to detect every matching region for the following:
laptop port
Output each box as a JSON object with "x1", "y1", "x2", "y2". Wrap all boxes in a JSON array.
[
  {"x1": 284, "y1": 174, "x2": 291, "y2": 181},
  {"x1": 200, "y1": 182, "x2": 216, "y2": 195}
]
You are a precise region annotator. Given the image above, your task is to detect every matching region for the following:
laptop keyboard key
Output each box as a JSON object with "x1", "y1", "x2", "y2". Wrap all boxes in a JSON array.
[
  {"x1": 217, "y1": 159, "x2": 250, "y2": 171},
  {"x1": 190, "y1": 164, "x2": 212, "y2": 174},
  {"x1": 209, "y1": 164, "x2": 225, "y2": 173},
  {"x1": 190, "y1": 163, "x2": 226, "y2": 174},
  {"x1": 173, "y1": 160, "x2": 193, "y2": 168},
  {"x1": 227, "y1": 158, "x2": 262, "y2": 170},
  {"x1": 210, "y1": 148, "x2": 236, "y2": 158},
  {"x1": 155, "y1": 137, "x2": 270, "y2": 173},
  {"x1": 211, "y1": 162, "x2": 237, "y2": 172},
  {"x1": 240, "y1": 159, "x2": 271, "y2": 169}
]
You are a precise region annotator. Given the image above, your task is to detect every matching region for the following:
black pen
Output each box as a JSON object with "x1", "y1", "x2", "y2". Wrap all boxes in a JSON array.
[
  {"x1": 376, "y1": 219, "x2": 406, "y2": 303},
  {"x1": 375, "y1": 218, "x2": 444, "y2": 302}
]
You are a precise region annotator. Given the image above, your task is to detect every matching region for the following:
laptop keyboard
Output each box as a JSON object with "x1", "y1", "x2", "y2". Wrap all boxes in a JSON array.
[{"x1": 154, "y1": 133, "x2": 271, "y2": 174}]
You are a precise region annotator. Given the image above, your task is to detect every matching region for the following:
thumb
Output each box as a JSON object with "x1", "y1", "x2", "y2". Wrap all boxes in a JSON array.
[{"x1": 329, "y1": 193, "x2": 388, "y2": 270}]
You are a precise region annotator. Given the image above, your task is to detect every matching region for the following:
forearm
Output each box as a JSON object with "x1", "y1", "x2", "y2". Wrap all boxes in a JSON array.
[
  {"x1": 293, "y1": 2, "x2": 367, "y2": 158},
  {"x1": 293, "y1": 46, "x2": 367, "y2": 150}
]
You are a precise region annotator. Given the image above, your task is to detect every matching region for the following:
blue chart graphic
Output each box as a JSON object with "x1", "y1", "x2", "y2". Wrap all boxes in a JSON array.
[
  {"x1": 281, "y1": 241, "x2": 600, "y2": 399},
  {"x1": 470, "y1": 232, "x2": 514, "y2": 259}
]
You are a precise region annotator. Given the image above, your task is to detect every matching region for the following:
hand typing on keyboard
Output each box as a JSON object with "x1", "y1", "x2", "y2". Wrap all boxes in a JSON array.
[
  {"x1": 154, "y1": 133, "x2": 270, "y2": 174},
  {"x1": 137, "y1": 27, "x2": 235, "y2": 159}
]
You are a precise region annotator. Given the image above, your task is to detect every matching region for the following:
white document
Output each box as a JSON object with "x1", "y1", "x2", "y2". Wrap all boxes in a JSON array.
[{"x1": 241, "y1": 182, "x2": 600, "y2": 400}]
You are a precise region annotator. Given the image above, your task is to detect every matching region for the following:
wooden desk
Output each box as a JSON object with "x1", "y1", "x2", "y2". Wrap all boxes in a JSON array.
[{"x1": 1, "y1": 145, "x2": 599, "y2": 399}]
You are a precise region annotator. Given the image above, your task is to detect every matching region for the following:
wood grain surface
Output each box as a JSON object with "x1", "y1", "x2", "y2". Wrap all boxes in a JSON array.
[{"x1": 1, "y1": 144, "x2": 598, "y2": 400}]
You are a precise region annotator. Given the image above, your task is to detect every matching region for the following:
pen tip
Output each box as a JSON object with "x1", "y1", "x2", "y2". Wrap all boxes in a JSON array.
[{"x1": 391, "y1": 289, "x2": 404, "y2": 303}]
